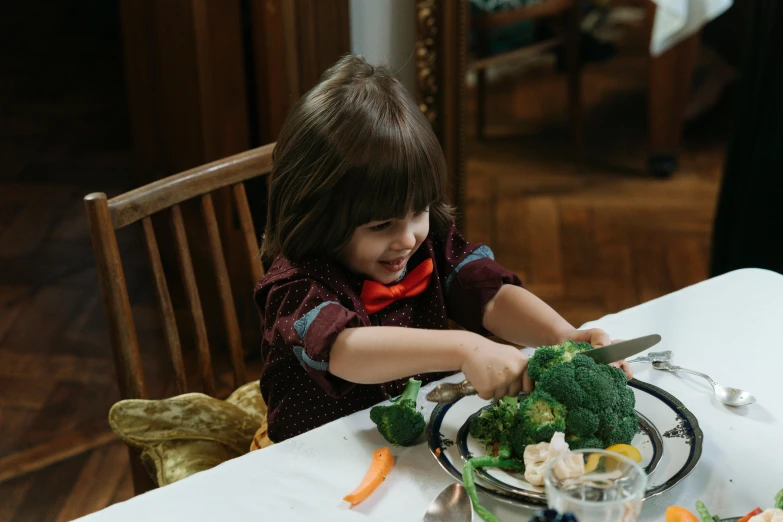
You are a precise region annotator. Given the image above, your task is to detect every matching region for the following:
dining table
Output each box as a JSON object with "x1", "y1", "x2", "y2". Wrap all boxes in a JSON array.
[{"x1": 77, "y1": 268, "x2": 783, "y2": 522}]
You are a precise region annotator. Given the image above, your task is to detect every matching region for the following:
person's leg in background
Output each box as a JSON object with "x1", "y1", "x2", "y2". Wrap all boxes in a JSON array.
[
  {"x1": 710, "y1": 0, "x2": 783, "y2": 276},
  {"x1": 684, "y1": 0, "x2": 745, "y2": 121}
]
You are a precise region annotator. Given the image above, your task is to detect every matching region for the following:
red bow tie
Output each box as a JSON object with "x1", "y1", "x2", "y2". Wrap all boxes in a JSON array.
[{"x1": 360, "y1": 258, "x2": 434, "y2": 314}]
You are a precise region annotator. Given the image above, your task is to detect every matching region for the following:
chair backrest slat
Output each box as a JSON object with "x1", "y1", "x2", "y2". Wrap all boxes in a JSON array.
[
  {"x1": 141, "y1": 216, "x2": 188, "y2": 395},
  {"x1": 170, "y1": 204, "x2": 215, "y2": 396},
  {"x1": 109, "y1": 143, "x2": 275, "y2": 230},
  {"x1": 200, "y1": 193, "x2": 247, "y2": 388},
  {"x1": 232, "y1": 182, "x2": 264, "y2": 282},
  {"x1": 84, "y1": 193, "x2": 148, "y2": 399}
]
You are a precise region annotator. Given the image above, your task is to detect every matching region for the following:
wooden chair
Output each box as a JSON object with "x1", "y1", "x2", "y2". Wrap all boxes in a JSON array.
[
  {"x1": 83, "y1": 143, "x2": 273, "y2": 494},
  {"x1": 469, "y1": 0, "x2": 582, "y2": 147}
]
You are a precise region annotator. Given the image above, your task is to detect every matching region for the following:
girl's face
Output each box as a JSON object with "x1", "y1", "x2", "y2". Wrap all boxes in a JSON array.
[{"x1": 339, "y1": 208, "x2": 429, "y2": 284}]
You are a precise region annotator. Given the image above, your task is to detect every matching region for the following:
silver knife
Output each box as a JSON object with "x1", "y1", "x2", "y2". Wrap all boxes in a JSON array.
[
  {"x1": 583, "y1": 334, "x2": 661, "y2": 364},
  {"x1": 425, "y1": 334, "x2": 662, "y2": 404}
]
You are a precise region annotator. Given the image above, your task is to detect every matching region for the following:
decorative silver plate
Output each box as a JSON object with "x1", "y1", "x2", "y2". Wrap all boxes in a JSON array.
[{"x1": 426, "y1": 379, "x2": 704, "y2": 509}]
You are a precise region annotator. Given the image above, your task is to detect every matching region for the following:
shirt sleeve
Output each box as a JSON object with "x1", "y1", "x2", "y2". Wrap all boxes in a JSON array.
[
  {"x1": 263, "y1": 277, "x2": 363, "y2": 398},
  {"x1": 436, "y1": 224, "x2": 524, "y2": 334}
]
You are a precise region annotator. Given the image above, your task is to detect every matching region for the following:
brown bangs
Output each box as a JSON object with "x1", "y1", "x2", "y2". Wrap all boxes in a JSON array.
[
  {"x1": 333, "y1": 107, "x2": 446, "y2": 231},
  {"x1": 262, "y1": 55, "x2": 455, "y2": 264}
]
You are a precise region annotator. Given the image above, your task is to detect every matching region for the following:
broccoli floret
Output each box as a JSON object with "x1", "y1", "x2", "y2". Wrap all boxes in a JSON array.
[
  {"x1": 571, "y1": 353, "x2": 595, "y2": 369},
  {"x1": 566, "y1": 434, "x2": 604, "y2": 450},
  {"x1": 469, "y1": 395, "x2": 518, "y2": 448},
  {"x1": 595, "y1": 408, "x2": 619, "y2": 441},
  {"x1": 526, "y1": 346, "x2": 561, "y2": 382},
  {"x1": 507, "y1": 417, "x2": 535, "y2": 458},
  {"x1": 573, "y1": 355, "x2": 616, "y2": 412},
  {"x1": 496, "y1": 435, "x2": 513, "y2": 459},
  {"x1": 609, "y1": 364, "x2": 628, "y2": 390},
  {"x1": 537, "y1": 363, "x2": 587, "y2": 409},
  {"x1": 527, "y1": 340, "x2": 592, "y2": 381},
  {"x1": 605, "y1": 414, "x2": 639, "y2": 446},
  {"x1": 559, "y1": 339, "x2": 594, "y2": 354},
  {"x1": 518, "y1": 390, "x2": 566, "y2": 443},
  {"x1": 775, "y1": 488, "x2": 783, "y2": 510},
  {"x1": 565, "y1": 406, "x2": 600, "y2": 437},
  {"x1": 616, "y1": 386, "x2": 636, "y2": 411},
  {"x1": 369, "y1": 378, "x2": 425, "y2": 446}
]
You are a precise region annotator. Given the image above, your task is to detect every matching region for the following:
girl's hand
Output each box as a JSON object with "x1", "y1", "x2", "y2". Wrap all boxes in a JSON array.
[
  {"x1": 567, "y1": 327, "x2": 612, "y2": 347},
  {"x1": 563, "y1": 328, "x2": 634, "y2": 380},
  {"x1": 459, "y1": 337, "x2": 532, "y2": 400}
]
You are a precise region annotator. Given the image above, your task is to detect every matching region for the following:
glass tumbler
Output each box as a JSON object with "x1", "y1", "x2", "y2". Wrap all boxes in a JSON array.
[{"x1": 544, "y1": 449, "x2": 647, "y2": 522}]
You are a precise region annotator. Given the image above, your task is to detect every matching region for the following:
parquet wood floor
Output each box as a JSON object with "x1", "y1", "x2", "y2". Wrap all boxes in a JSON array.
[{"x1": 0, "y1": 2, "x2": 731, "y2": 520}]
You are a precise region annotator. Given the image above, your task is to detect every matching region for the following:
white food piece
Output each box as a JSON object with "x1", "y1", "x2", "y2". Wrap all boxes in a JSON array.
[
  {"x1": 749, "y1": 509, "x2": 783, "y2": 522},
  {"x1": 522, "y1": 432, "x2": 585, "y2": 486},
  {"x1": 523, "y1": 441, "x2": 551, "y2": 486},
  {"x1": 551, "y1": 452, "x2": 585, "y2": 480},
  {"x1": 546, "y1": 432, "x2": 570, "y2": 460}
]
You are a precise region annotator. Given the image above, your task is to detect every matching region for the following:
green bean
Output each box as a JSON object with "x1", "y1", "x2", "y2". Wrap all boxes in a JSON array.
[
  {"x1": 695, "y1": 500, "x2": 715, "y2": 522},
  {"x1": 461, "y1": 456, "x2": 526, "y2": 522}
]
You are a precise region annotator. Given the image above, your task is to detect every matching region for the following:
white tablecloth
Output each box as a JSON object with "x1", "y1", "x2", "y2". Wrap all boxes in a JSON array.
[
  {"x1": 650, "y1": 0, "x2": 733, "y2": 56},
  {"x1": 78, "y1": 268, "x2": 783, "y2": 522}
]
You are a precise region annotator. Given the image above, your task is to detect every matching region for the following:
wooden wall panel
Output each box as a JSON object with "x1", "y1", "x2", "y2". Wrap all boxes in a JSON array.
[
  {"x1": 119, "y1": 0, "x2": 250, "y2": 180},
  {"x1": 249, "y1": 0, "x2": 350, "y2": 144}
]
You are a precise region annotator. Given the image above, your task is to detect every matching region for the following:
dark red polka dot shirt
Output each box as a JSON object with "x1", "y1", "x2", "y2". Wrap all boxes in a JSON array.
[{"x1": 253, "y1": 223, "x2": 523, "y2": 443}]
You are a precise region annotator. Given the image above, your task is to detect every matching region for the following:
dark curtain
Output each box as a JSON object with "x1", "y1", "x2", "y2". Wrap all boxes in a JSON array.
[{"x1": 710, "y1": 0, "x2": 783, "y2": 277}]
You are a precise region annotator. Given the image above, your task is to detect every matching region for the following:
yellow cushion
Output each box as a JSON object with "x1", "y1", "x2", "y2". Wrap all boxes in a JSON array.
[{"x1": 109, "y1": 381, "x2": 268, "y2": 487}]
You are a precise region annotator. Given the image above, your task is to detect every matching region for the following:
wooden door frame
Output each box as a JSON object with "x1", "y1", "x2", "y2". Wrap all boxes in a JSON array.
[{"x1": 414, "y1": 0, "x2": 467, "y2": 228}]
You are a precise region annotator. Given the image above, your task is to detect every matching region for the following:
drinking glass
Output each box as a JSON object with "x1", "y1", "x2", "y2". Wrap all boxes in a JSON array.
[{"x1": 544, "y1": 449, "x2": 647, "y2": 522}]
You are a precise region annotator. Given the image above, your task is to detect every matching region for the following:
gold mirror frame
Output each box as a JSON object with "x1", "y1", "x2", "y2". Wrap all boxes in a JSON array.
[{"x1": 415, "y1": 0, "x2": 467, "y2": 226}]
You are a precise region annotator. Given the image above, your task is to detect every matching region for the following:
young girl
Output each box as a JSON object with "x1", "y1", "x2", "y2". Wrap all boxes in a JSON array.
[{"x1": 255, "y1": 55, "x2": 628, "y2": 444}]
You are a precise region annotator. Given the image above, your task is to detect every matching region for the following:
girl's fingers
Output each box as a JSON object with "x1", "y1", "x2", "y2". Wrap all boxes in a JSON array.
[
  {"x1": 521, "y1": 369, "x2": 534, "y2": 393},
  {"x1": 619, "y1": 360, "x2": 633, "y2": 380},
  {"x1": 589, "y1": 329, "x2": 612, "y2": 348},
  {"x1": 507, "y1": 380, "x2": 522, "y2": 399},
  {"x1": 477, "y1": 389, "x2": 494, "y2": 400}
]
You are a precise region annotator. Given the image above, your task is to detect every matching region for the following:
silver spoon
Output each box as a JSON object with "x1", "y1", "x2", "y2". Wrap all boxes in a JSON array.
[
  {"x1": 652, "y1": 361, "x2": 756, "y2": 407},
  {"x1": 627, "y1": 350, "x2": 673, "y2": 365},
  {"x1": 422, "y1": 483, "x2": 473, "y2": 522}
]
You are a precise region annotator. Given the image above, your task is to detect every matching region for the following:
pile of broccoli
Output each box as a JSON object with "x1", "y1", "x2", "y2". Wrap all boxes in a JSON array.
[{"x1": 469, "y1": 340, "x2": 639, "y2": 459}]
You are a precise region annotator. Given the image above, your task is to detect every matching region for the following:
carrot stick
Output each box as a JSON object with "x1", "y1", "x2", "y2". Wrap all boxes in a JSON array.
[{"x1": 343, "y1": 447, "x2": 395, "y2": 506}]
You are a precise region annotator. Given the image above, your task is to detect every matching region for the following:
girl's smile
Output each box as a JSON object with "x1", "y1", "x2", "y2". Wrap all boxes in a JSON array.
[
  {"x1": 340, "y1": 209, "x2": 429, "y2": 284},
  {"x1": 379, "y1": 256, "x2": 407, "y2": 273}
]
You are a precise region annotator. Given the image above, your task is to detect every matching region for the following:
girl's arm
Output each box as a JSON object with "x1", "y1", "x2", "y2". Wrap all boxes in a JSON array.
[
  {"x1": 482, "y1": 285, "x2": 632, "y2": 378},
  {"x1": 481, "y1": 285, "x2": 576, "y2": 347},
  {"x1": 330, "y1": 326, "x2": 531, "y2": 399}
]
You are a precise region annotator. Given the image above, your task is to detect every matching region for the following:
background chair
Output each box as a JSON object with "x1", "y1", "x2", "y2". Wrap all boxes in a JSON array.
[
  {"x1": 469, "y1": 0, "x2": 583, "y2": 147},
  {"x1": 84, "y1": 144, "x2": 274, "y2": 495}
]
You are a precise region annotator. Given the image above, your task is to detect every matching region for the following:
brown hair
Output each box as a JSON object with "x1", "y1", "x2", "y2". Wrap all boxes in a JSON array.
[{"x1": 261, "y1": 54, "x2": 455, "y2": 264}]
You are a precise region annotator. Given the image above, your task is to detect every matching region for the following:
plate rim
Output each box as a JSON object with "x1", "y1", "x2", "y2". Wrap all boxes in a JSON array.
[{"x1": 426, "y1": 378, "x2": 704, "y2": 508}]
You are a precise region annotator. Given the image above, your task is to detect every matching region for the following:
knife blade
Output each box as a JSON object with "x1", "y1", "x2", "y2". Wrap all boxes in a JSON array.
[
  {"x1": 425, "y1": 334, "x2": 662, "y2": 403},
  {"x1": 581, "y1": 334, "x2": 662, "y2": 364}
]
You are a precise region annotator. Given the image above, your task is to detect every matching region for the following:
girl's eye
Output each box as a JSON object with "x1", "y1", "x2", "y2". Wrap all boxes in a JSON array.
[{"x1": 369, "y1": 221, "x2": 391, "y2": 231}]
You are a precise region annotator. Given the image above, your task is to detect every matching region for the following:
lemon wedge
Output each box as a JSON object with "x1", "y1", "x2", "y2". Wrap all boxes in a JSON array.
[
  {"x1": 605, "y1": 443, "x2": 643, "y2": 463},
  {"x1": 583, "y1": 444, "x2": 642, "y2": 473}
]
